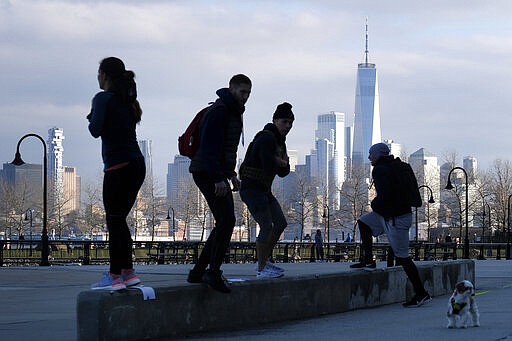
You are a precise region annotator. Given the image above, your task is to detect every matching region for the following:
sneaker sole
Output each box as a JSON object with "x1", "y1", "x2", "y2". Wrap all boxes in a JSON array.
[
  {"x1": 362, "y1": 267, "x2": 379, "y2": 272},
  {"x1": 91, "y1": 284, "x2": 126, "y2": 291},
  {"x1": 257, "y1": 273, "x2": 284, "y2": 279},
  {"x1": 255, "y1": 264, "x2": 285, "y2": 273},
  {"x1": 124, "y1": 279, "x2": 141, "y2": 287}
]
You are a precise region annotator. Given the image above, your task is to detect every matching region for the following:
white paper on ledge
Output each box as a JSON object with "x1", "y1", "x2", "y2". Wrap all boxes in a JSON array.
[{"x1": 132, "y1": 286, "x2": 156, "y2": 300}]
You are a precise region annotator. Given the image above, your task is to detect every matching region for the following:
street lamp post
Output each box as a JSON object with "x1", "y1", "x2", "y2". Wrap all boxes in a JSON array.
[
  {"x1": 166, "y1": 206, "x2": 176, "y2": 242},
  {"x1": 24, "y1": 209, "x2": 33, "y2": 256},
  {"x1": 477, "y1": 200, "x2": 487, "y2": 260},
  {"x1": 12, "y1": 134, "x2": 49, "y2": 266},
  {"x1": 445, "y1": 166, "x2": 469, "y2": 259},
  {"x1": 415, "y1": 185, "x2": 435, "y2": 243},
  {"x1": 507, "y1": 194, "x2": 512, "y2": 259},
  {"x1": 481, "y1": 202, "x2": 486, "y2": 244},
  {"x1": 479, "y1": 194, "x2": 492, "y2": 244},
  {"x1": 323, "y1": 204, "x2": 330, "y2": 253},
  {"x1": 486, "y1": 203, "x2": 491, "y2": 241}
]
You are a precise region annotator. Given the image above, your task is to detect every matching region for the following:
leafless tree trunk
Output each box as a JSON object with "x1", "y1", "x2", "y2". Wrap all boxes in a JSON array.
[{"x1": 339, "y1": 164, "x2": 370, "y2": 241}]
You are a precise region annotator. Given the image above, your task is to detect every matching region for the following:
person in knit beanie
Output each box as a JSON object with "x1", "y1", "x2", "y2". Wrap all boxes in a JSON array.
[{"x1": 239, "y1": 102, "x2": 295, "y2": 278}]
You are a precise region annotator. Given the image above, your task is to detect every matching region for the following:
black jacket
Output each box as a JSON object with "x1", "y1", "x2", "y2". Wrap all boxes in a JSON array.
[
  {"x1": 88, "y1": 91, "x2": 143, "y2": 170},
  {"x1": 189, "y1": 88, "x2": 244, "y2": 182},
  {"x1": 370, "y1": 155, "x2": 412, "y2": 218},
  {"x1": 240, "y1": 123, "x2": 290, "y2": 192}
]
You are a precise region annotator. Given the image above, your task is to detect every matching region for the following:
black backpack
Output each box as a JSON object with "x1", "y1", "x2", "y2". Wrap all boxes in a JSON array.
[{"x1": 389, "y1": 157, "x2": 422, "y2": 208}]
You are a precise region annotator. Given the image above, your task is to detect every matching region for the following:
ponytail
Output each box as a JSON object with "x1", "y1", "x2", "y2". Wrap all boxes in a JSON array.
[
  {"x1": 99, "y1": 57, "x2": 142, "y2": 122},
  {"x1": 111, "y1": 70, "x2": 142, "y2": 123},
  {"x1": 132, "y1": 98, "x2": 142, "y2": 123}
]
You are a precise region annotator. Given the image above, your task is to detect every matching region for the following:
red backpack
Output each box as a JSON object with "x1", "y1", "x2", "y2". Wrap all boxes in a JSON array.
[
  {"x1": 178, "y1": 101, "x2": 229, "y2": 158},
  {"x1": 178, "y1": 105, "x2": 211, "y2": 159}
]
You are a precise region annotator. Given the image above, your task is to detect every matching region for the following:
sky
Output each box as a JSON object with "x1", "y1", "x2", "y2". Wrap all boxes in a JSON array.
[{"x1": 1, "y1": 0, "x2": 511, "y2": 192}]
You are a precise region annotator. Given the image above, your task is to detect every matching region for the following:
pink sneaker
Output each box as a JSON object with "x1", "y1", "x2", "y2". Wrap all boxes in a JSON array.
[
  {"x1": 91, "y1": 273, "x2": 126, "y2": 290},
  {"x1": 121, "y1": 269, "x2": 141, "y2": 287}
]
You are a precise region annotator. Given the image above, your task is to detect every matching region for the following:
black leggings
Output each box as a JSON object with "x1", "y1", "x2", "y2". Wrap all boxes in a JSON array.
[
  {"x1": 357, "y1": 220, "x2": 373, "y2": 261},
  {"x1": 103, "y1": 158, "x2": 145, "y2": 274},
  {"x1": 192, "y1": 172, "x2": 236, "y2": 271}
]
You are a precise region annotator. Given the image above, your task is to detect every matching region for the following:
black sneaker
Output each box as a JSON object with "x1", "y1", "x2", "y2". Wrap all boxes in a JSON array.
[
  {"x1": 187, "y1": 268, "x2": 205, "y2": 284},
  {"x1": 349, "y1": 261, "x2": 376, "y2": 269},
  {"x1": 403, "y1": 293, "x2": 432, "y2": 307},
  {"x1": 202, "y1": 269, "x2": 231, "y2": 293}
]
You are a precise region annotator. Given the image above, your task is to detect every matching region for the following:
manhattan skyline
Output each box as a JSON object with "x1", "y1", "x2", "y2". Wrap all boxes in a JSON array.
[{"x1": 0, "y1": 1, "x2": 510, "y2": 187}]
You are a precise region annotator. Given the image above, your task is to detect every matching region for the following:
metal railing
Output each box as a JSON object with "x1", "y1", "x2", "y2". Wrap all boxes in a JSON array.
[{"x1": 0, "y1": 240, "x2": 509, "y2": 267}]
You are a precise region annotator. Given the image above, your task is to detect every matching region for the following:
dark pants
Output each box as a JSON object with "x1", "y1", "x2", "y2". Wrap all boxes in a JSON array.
[
  {"x1": 192, "y1": 172, "x2": 236, "y2": 271},
  {"x1": 315, "y1": 245, "x2": 324, "y2": 260},
  {"x1": 358, "y1": 220, "x2": 427, "y2": 296},
  {"x1": 103, "y1": 158, "x2": 145, "y2": 274},
  {"x1": 239, "y1": 188, "x2": 287, "y2": 243}
]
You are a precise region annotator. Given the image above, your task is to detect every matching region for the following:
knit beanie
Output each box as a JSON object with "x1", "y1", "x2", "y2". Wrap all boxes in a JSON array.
[
  {"x1": 368, "y1": 143, "x2": 390, "y2": 158},
  {"x1": 273, "y1": 102, "x2": 294, "y2": 120}
]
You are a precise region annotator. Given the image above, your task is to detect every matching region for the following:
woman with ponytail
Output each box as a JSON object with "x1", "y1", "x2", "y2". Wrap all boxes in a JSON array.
[{"x1": 88, "y1": 57, "x2": 146, "y2": 290}]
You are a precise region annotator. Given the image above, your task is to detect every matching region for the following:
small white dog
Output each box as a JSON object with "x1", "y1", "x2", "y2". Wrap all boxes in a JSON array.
[{"x1": 447, "y1": 280, "x2": 480, "y2": 328}]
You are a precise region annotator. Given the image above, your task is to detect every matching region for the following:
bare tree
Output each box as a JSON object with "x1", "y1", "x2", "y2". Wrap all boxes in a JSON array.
[
  {"x1": 339, "y1": 164, "x2": 370, "y2": 241},
  {"x1": 173, "y1": 175, "x2": 202, "y2": 241},
  {"x1": 285, "y1": 172, "x2": 316, "y2": 241},
  {"x1": 48, "y1": 185, "x2": 75, "y2": 239},
  {"x1": 441, "y1": 150, "x2": 459, "y2": 169},
  {"x1": 79, "y1": 181, "x2": 105, "y2": 238},
  {"x1": 138, "y1": 176, "x2": 166, "y2": 241},
  {"x1": 0, "y1": 178, "x2": 33, "y2": 239},
  {"x1": 487, "y1": 159, "x2": 512, "y2": 238}
]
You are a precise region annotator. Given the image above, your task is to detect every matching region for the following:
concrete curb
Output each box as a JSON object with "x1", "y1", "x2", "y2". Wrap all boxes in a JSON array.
[{"x1": 77, "y1": 260, "x2": 474, "y2": 340}]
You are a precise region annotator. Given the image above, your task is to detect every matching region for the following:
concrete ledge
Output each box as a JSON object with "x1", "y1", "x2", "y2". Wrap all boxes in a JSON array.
[{"x1": 77, "y1": 260, "x2": 474, "y2": 340}]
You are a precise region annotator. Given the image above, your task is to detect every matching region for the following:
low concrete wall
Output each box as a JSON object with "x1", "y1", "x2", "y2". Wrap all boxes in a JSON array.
[{"x1": 77, "y1": 260, "x2": 474, "y2": 341}]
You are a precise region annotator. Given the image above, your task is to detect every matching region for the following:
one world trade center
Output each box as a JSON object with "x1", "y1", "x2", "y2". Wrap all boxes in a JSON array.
[{"x1": 351, "y1": 19, "x2": 381, "y2": 174}]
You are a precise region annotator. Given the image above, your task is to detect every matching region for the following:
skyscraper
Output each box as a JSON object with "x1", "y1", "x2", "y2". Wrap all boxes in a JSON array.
[
  {"x1": 408, "y1": 148, "x2": 441, "y2": 240},
  {"x1": 463, "y1": 156, "x2": 478, "y2": 183},
  {"x1": 1, "y1": 162, "x2": 43, "y2": 210},
  {"x1": 166, "y1": 155, "x2": 204, "y2": 240},
  {"x1": 351, "y1": 19, "x2": 381, "y2": 172},
  {"x1": 315, "y1": 111, "x2": 345, "y2": 207},
  {"x1": 383, "y1": 139, "x2": 402, "y2": 159},
  {"x1": 409, "y1": 148, "x2": 440, "y2": 201},
  {"x1": 138, "y1": 139, "x2": 153, "y2": 193},
  {"x1": 47, "y1": 127, "x2": 65, "y2": 193},
  {"x1": 166, "y1": 155, "x2": 192, "y2": 202},
  {"x1": 63, "y1": 166, "x2": 81, "y2": 214}
]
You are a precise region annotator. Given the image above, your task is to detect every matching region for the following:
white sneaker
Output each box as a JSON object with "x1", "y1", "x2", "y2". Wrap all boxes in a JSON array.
[
  {"x1": 254, "y1": 260, "x2": 284, "y2": 273},
  {"x1": 266, "y1": 260, "x2": 284, "y2": 273},
  {"x1": 256, "y1": 265, "x2": 284, "y2": 279}
]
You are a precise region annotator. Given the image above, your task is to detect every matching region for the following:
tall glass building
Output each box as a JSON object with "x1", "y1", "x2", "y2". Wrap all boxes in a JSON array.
[
  {"x1": 351, "y1": 20, "x2": 381, "y2": 172},
  {"x1": 138, "y1": 139, "x2": 153, "y2": 194},
  {"x1": 315, "y1": 112, "x2": 345, "y2": 208}
]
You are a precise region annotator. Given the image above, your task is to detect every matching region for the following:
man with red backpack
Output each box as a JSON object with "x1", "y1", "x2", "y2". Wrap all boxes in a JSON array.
[
  {"x1": 350, "y1": 142, "x2": 432, "y2": 307},
  {"x1": 186, "y1": 74, "x2": 251, "y2": 293}
]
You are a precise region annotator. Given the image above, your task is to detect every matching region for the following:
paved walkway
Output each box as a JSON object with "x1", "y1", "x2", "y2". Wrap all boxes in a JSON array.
[{"x1": 1, "y1": 260, "x2": 511, "y2": 341}]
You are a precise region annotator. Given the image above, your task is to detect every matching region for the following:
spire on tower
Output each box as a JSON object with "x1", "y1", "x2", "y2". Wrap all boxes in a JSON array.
[{"x1": 364, "y1": 17, "x2": 369, "y2": 65}]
